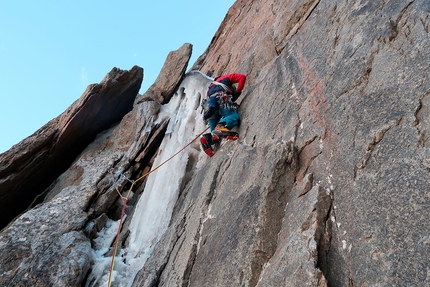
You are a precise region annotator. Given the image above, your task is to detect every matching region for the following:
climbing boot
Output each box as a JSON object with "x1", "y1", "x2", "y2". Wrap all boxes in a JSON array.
[
  {"x1": 200, "y1": 133, "x2": 215, "y2": 157},
  {"x1": 211, "y1": 134, "x2": 221, "y2": 144},
  {"x1": 213, "y1": 124, "x2": 239, "y2": 140}
]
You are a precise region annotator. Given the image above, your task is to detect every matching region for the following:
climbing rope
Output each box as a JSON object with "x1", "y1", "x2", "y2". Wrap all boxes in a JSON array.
[{"x1": 107, "y1": 126, "x2": 209, "y2": 287}]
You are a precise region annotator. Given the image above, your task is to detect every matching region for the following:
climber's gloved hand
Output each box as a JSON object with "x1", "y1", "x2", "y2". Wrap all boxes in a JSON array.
[{"x1": 232, "y1": 92, "x2": 241, "y2": 101}]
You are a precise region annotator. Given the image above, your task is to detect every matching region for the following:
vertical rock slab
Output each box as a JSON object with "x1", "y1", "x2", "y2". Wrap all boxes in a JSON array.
[
  {"x1": 0, "y1": 66, "x2": 143, "y2": 230},
  {"x1": 0, "y1": 96, "x2": 164, "y2": 287},
  {"x1": 256, "y1": 184, "x2": 331, "y2": 287},
  {"x1": 137, "y1": 0, "x2": 430, "y2": 286},
  {"x1": 0, "y1": 42, "x2": 193, "y2": 286},
  {"x1": 146, "y1": 43, "x2": 192, "y2": 104}
]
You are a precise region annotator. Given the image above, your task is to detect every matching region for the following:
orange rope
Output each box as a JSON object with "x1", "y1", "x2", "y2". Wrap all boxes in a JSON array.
[{"x1": 107, "y1": 127, "x2": 209, "y2": 287}]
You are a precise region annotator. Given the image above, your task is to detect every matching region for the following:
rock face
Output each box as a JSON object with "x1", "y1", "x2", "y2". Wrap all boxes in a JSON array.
[
  {"x1": 146, "y1": 43, "x2": 193, "y2": 104},
  {"x1": 0, "y1": 1, "x2": 429, "y2": 287},
  {"x1": 0, "y1": 66, "x2": 143, "y2": 229},
  {"x1": 0, "y1": 67, "x2": 146, "y2": 286},
  {"x1": 139, "y1": 1, "x2": 430, "y2": 286},
  {"x1": 0, "y1": 43, "x2": 192, "y2": 286}
]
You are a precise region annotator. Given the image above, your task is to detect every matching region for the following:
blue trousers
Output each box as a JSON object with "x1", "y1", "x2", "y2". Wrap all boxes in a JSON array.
[
  {"x1": 205, "y1": 95, "x2": 240, "y2": 131},
  {"x1": 208, "y1": 108, "x2": 240, "y2": 131}
]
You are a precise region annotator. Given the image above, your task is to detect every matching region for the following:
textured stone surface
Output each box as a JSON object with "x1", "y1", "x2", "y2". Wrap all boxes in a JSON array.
[
  {"x1": 139, "y1": 0, "x2": 430, "y2": 286},
  {"x1": 0, "y1": 0, "x2": 429, "y2": 286},
  {"x1": 255, "y1": 184, "x2": 331, "y2": 287},
  {"x1": 0, "y1": 43, "x2": 192, "y2": 286},
  {"x1": 0, "y1": 92, "x2": 162, "y2": 287},
  {"x1": 146, "y1": 43, "x2": 192, "y2": 104},
  {"x1": 133, "y1": 143, "x2": 299, "y2": 287},
  {"x1": 0, "y1": 66, "x2": 143, "y2": 230}
]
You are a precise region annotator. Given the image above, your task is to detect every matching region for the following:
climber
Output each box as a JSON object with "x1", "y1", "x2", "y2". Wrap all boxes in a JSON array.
[{"x1": 200, "y1": 73, "x2": 247, "y2": 157}]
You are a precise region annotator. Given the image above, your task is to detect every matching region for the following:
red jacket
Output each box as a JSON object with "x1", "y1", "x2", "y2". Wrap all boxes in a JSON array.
[
  {"x1": 216, "y1": 73, "x2": 247, "y2": 93},
  {"x1": 207, "y1": 73, "x2": 247, "y2": 99}
]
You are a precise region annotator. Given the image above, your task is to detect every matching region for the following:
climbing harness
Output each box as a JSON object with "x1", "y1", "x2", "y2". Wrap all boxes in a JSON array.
[
  {"x1": 106, "y1": 126, "x2": 209, "y2": 287},
  {"x1": 210, "y1": 80, "x2": 232, "y2": 94}
]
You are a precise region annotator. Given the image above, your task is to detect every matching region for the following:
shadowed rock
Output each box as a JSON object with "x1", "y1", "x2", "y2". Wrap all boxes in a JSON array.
[
  {"x1": 0, "y1": 42, "x2": 193, "y2": 286},
  {"x1": 145, "y1": 43, "x2": 192, "y2": 104},
  {"x1": 0, "y1": 66, "x2": 143, "y2": 230}
]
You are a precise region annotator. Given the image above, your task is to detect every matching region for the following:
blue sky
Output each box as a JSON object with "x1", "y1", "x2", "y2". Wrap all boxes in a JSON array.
[{"x1": 0, "y1": 1, "x2": 234, "y2": 153}]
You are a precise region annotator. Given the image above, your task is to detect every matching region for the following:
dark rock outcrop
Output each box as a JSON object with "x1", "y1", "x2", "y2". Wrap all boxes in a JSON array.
[
  {"x1": 0, "y1": 43, "x2": 192, "y2": 286},
  {"x1": 0, "y1": 66, "x2": 143, "y2": 230},
  {"x1": 145, "y1": 43, "x2": 192, "y2": 104}
]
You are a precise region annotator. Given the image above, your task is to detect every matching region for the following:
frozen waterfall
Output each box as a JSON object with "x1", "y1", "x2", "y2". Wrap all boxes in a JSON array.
[{"x1": 86, "y1": 71, "x2": 213, "y2": 287}]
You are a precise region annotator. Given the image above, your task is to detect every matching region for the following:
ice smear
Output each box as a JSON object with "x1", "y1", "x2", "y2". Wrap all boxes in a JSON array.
[
  {"x1": 86, "y1": 218, "x2": 124, "y2": 287},
  {"x1": 85, "y1": 71, "x2": 212, "y2": 287}
]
